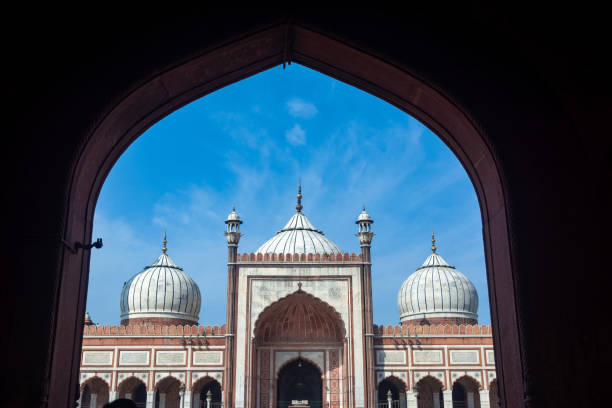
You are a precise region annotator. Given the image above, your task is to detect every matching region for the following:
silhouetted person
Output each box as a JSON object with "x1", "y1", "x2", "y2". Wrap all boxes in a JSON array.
[{"x1": 103, "y1": 399, "x2": 137, "y2": 408}]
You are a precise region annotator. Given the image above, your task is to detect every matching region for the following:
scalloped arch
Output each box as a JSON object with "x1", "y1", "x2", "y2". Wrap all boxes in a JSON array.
[
  {"x1": 192, "y1": 375, "x2": 222, "y2": 391},
  {"x1": 276, "y1": 356, "x2": 324, "y2": 378},
  {"x1": 415, "y1": 374, "x2": 445, "y2": 390},
  {"x1": 117, "y1": 375, "x2": 146, "y2": 392},
  {"x1": 453, "y1": 374, "x2": 482, "y2": 390},
  {"x1": 154, "y1": 374, "x2": 183, "y2": 390},
  {"x1": 377, "y1": 374, "x2": 407, "y2": 391},
  {"x1": 254, "y1": 290, "x2": 346, "y2": 343},
  {"x1": 80, "y1": 375, "x2": 110, "y2": 390}
]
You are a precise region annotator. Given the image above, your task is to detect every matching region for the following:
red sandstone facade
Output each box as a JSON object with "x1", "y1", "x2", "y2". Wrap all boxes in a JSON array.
[
  {"x1": 79, "y1": 323, "x2": 497, "y2": 408},
  {"x1": 79, "y1": 206, "x2": 496, "y2": 408}
]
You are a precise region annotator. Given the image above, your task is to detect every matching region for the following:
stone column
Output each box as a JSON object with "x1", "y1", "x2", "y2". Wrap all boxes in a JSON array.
[
  {"x1": 433, "y1": 392, "x2": 440, "y2": 408},
  {"x1": 479, "y1": 390, "x2": 490, "y2": 408},
  {"x1": 405, "y1": 391, "x2": 418, "y2": 408},
  {"x1": 183, "y1": 390, "x2": 192, "y2": 408},
  {"x1": 442, "y1": 390, "x2": 453, "y2": 408},
  {"x1": 146, "y1": 391, "x2": 155, "y2": 408},
  {"x1": 159, "y1": 392, "x2": 166, "y2": 408},
  {"x1": 90, "y1": 393, "x2": 98, "y2": 408},
  {"x1": 109, "y1": 390, "x2": 118, "y2": 402}
]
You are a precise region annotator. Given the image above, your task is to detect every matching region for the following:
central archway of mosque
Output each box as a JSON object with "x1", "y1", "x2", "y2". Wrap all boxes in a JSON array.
[
  {"x1": 277, "y1": 359, "x2": 322, "y2": 408},
  {"x1": 252, "y1": 290, "x2": 346, "y2": 407}
]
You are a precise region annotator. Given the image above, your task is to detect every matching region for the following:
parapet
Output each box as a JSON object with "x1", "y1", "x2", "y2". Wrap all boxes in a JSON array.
[
  {"x1": 236, "y1": 252, "x2": 363, "y2": 263},
  {"x1": 373, "y1": 324, "x2": 493, "y2": 336},
  {"x1": 83, "y1": 324, "x2": 226, "y2": 336}
]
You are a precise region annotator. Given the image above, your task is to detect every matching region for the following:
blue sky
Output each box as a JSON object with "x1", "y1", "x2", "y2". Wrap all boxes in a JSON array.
[{"x1": 87, "y1": 64, "x2": 490, "y2": 326}]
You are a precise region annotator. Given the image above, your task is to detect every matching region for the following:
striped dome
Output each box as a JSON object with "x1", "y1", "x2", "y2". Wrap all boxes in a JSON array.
[
  {"x1": 397, "y1": 251, "x2": 478, "y2": 324},
  {"x1": 256, "y1": 211, "x2": 341, "y2": 255},
  {"x1": 120, "y1": 251, "x2": 201, "y2": 324}
]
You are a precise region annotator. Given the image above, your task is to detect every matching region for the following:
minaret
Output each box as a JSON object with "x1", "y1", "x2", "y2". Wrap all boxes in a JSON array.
[
  {"x1": 356, "y1": 205, "x2": 374, "y2": 261},
  {"x1": 356, "y1": 206, "x2": 376, "y2": 407},
  {"x1": 224, "y1": 205, "x2": 243, "y2": 255},
  {"x1": 223, "y1": 205, "x2": 242, "y2": 408}
]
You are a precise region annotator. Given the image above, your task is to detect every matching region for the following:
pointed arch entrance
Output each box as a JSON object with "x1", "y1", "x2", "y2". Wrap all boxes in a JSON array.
[
  {"x1": 277, "y1": 359, "x2": 322, "y2": 408},
  {"x1": 45, "y1": 21, "x2": 522, "y2": 408},
  {"x1": 252, "y1": 290, "x2": 345, "y2": 408}
]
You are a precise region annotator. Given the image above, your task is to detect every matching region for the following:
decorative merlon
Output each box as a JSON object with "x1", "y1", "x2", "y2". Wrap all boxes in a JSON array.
[
  {"x1": 373, "y1": 324, "x2": 493, "y2": 336},
  {"x1": 236, "y1": 252, "x2": 362, "y2": 263},
  {"x1": 83, "y1": 324, "x2": 227, "y2": 336}
]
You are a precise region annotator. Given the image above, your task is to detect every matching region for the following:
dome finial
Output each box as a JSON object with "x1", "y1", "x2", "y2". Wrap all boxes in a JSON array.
[
  {"x1": 162, "y1": 231, "x2": 167, "y2": 254},
  {"x1": 296, "y1": 182, "x2": 303, "y2": 212},
  {"x1": 431, "y1": 231, "x2": 436, "y2": 253}
]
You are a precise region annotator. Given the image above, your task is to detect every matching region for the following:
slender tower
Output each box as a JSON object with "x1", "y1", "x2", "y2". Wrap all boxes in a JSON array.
[
  {"x1": 224, "y1": 206, "x2": 242, "y2": 408},
  {"x1": 356, "y1": 206, "x2": 376, "y2": 407}
]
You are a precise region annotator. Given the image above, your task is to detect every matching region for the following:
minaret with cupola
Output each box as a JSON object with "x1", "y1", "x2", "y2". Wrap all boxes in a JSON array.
[
  {"x1": 356, "y1": 206, "x2": 376, "y2": 408},
  {"x1": 223, "y1": 205, "x2": 242, "y2": 408}
]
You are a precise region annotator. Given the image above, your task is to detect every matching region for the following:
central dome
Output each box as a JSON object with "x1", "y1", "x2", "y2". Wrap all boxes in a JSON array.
[
  {"x1": 256, "y1": 185, "x2": 342, "y2": 255},
  {"x1": 256, "y1": 212, "x2": 342, "y2": 255}
]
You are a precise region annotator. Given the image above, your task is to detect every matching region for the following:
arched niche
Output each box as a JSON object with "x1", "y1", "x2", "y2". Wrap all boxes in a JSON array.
[
  {"x1": 49, "y1": 23, "x2": 519, "y2": 407},
  {"x1": 377, "y1": 375, "x2": 407, "y2": 403},
  {"x1": 254, "y1": 290, "x2": 346, "y2": 344},
  {"x1": 452, "y1": 376, "x2": 482, "y2": 408},
  {"x1": 192, "y1": 376, "x2": 222, "y2": 408},
  {"x1": 79, "y1": 377, "x2": 109, "y2": 408},
  {"x1": 277, "y1": 358, "x2": 323, "y2": 408},
  {"x1": 117, "y1": 376, "x2": 147, "y2": 407},
  {"x1": 154, "y1": 376, "x2": 182, "y2": 408},
  {"x1": 414, "y1": 375, "x2": 444, "y2": 408}
]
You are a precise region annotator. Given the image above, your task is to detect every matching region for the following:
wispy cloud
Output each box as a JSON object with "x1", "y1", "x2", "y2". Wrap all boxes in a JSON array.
[
  {"x1": 285, "y1": 124, "x2": 306, "y2": 146},
  {"x1": 152, "y1": 186, "x2": 221, "y2": 228},
  {"x1": 286, "y1": 98, "x2": 318, "y2": 118}
]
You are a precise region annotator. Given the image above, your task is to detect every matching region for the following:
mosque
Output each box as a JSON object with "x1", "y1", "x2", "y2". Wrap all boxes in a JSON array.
[{"x1": 78, "y1": 188, "x2": 497, "y2": 408}]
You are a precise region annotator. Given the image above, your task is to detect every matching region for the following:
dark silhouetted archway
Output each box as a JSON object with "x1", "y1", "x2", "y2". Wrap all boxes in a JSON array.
[
  {"x1": 43, "y1": 22, "x2": 522, "y2": 408},
  {"x1": 277, "y1": 359, "x2": 322, "y2": 408}
]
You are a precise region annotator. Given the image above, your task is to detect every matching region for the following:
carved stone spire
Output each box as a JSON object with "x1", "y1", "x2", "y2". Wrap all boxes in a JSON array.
[{"x1": 296, "y1": 182, "x2": 303, "y2": 212}]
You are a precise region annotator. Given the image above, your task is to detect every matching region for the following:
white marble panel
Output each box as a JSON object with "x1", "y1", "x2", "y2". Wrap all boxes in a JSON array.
[
  {"x1": 450, "y1": 350, "x2": 479, "y2": 364},
  {"x1": 413, "y1": 350, "x2": 443, "y2": 364},
  {"x1": 193, "y1": 351, "x2": 223, "y2": 365},
  {"x1": 156, "y1": 351, "x2": 186, "y2": 366},
  {"x1": 82, "y1": 351, "x2": 113, "y2": 366},
  {"x1": 119, "y1": 350, "x2": 149, "y2": 366},
  {"x1": 376, "y1": 350, "x2": 406, "y2": 365},
  {"x1": 486, "y1": 350, "x2": 495, "y2": 365}
]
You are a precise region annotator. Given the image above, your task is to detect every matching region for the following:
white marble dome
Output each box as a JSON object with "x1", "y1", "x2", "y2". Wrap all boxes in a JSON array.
[
  {"x1": 256, "y1": 211, "x2": 342, "y2": 255},
  {"x1": 397, "y1": 250, "x2": 478, "y2": 323},
  {"x1": 120, "y1": 249, "x2": 201, "y2": 324}
]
